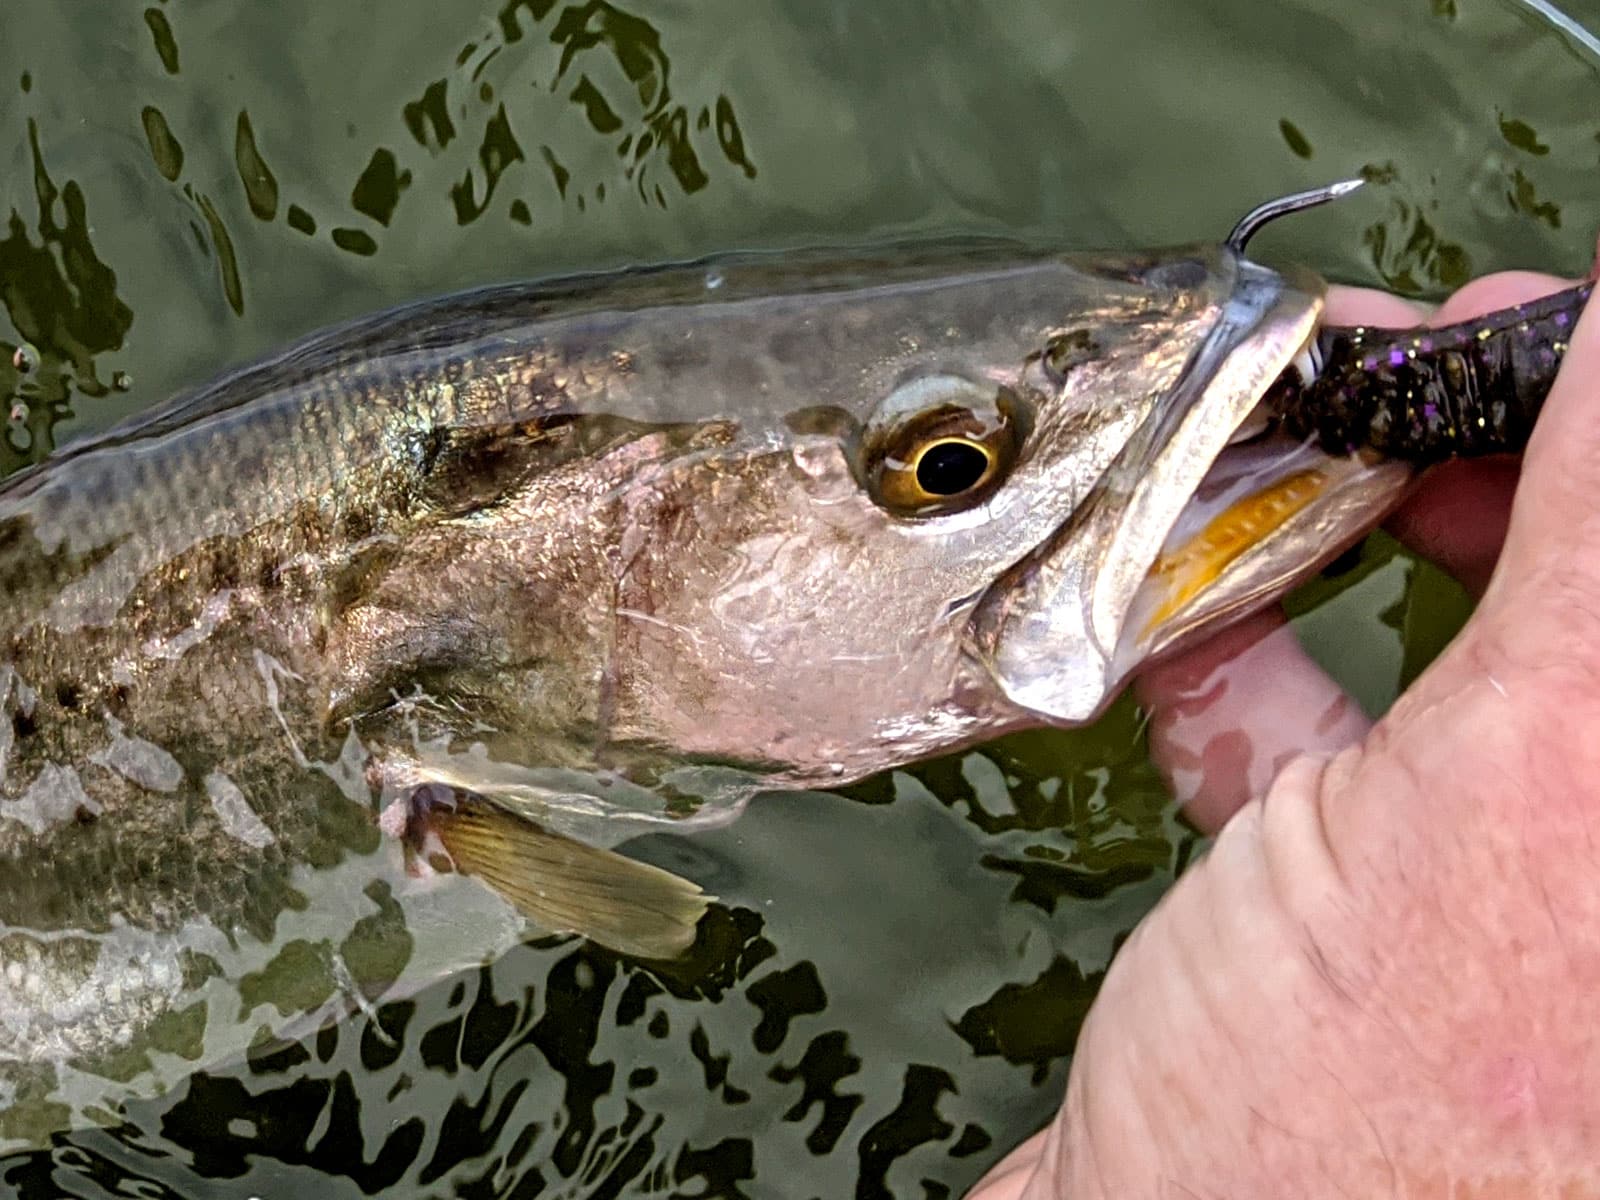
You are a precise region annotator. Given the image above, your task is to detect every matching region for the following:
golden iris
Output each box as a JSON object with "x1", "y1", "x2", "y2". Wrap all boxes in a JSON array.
[{"x1": 872, "y1": 411, "x2": 1015, "y2": 515}]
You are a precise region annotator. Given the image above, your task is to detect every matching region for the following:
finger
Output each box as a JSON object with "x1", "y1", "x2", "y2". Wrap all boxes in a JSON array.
[
  {"x1": 1474, "y1": 280, "x2": 1600, "y2": 652},
  {"x1": 964, "y1": 1129, "x2": 1048, "y2": 1200},
  {"x1": 1322, "y1": 285, "x2": 1434, "y2": 327},
  {"x1": 1380, "y1": 271, "x2": 1577, "y2": 589},
  {"x1": 1383, "y1": 457, "x2": 1519, "y2": 599},
  {"x1": 1135, "y1": 610, "x2": 1371, "y2": 835}
]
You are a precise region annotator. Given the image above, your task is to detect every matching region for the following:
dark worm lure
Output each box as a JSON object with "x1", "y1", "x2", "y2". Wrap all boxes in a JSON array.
[
  {"x1": 1227, "y1": 177, "x2": 1593, "y2": 465},
  {"x1": 1274, "y1": 281, "x2": 1593, "y2": 462}
]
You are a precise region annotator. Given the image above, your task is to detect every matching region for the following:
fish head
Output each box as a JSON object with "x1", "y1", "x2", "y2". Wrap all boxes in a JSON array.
[
  {"x1": 565, "y1": 242, "x2": 1411, "y2": 786},
  {"x1": 963, "y1": 247, "x2": 1417, "y2": 726}
]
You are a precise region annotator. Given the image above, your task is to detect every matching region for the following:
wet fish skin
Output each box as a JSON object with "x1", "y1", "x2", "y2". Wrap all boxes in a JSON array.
[
  {"x1": 5, "y1": 242, "x2": 1240, "y2": 793},
  {"x1": 0, "y1": 239, "x2": 1329, "y2": 1129}
]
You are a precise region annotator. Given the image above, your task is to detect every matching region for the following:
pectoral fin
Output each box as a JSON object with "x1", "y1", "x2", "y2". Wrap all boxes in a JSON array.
[{"x1": 422, "y1": 796, "x2": 711, "y2": 960}]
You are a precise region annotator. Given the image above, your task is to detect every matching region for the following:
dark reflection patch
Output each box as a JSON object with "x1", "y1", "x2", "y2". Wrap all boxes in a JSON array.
[
  {"x1": 162, "y1": 1070, "x2": 428, "y2": 1191},
  {"x1": 1508, "y1": 166, "x2": 1562, "y2": 228},
  {"x1": 233, "y1": 112, "x2": 280, "y2": 221},
  {"x1": 689, "y1": 1024, "x2": 750, "y2": 1103},
  {"x1": 952, "y1": 956, "x2": 1104, "y2": 1084},
  {"x1": 451, "y1": 104, "x2": 526, "y2": 224},
  {"x1": 360, "y1": 1000, "x2": 415, "y2": 1072},
  {"x1": 141, "y1": 107, "x2": 184, "y2": 181},
  {"x1": 856, "y1": 1065, "x2": 957, "y2": 1200},
  {"x1": 1359, "y1": 166, "x2": 1474, "y2": 295},
  {"x1": 187, "y1": 188, "x2": 245, "y2": 314},
  {"x1": 376, "y1": 0, "x2": 759, "y2": 237},
  {"x1": 769, "y1": 1029, "x2": 863, "y2": 1154},
  {"x1": 0, "y1": 122, "x2": 134, "y2": 473},
  {"x1": 332, "y1": 227, "x2": 379, "y2": 257},
  {"x1": 673, "y1": 1136, "x2": 755, "y2": 1198},
  {"x1": 403, "y1": 79, "x2": 457, "y2": 152},
  {"x1": 980, "y1": 853, "x2": 1158, "y2": 913},
  {"x1": 745, "y1": 961, "x2": 826, "y2": 1053},
  {"x1": 418, "y1": 1072, "x2": 534, "y2": 1187},
  {"x1": 143, "y1": 7, "x2": 180, "y2": 74},
  {"x1": 351, "y1": 149, "x2": 413, "y2": 226}
]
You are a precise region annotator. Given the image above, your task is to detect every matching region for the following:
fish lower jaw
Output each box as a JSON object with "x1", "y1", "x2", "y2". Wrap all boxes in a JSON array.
[{"x1": 1113, "y1": 429, "x2": 1413, "y2": 677}]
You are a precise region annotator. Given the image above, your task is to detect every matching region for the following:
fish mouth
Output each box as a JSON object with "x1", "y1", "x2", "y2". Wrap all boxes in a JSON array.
[
  {"x1": 972, "y1": 256, "x2": 1415, "y2": 726},
  {"x1": 1113, "y1": 424, "x2": 1412, "y2": 678}
]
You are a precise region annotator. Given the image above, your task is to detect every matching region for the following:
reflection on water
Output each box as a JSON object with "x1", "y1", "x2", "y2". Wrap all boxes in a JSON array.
[
  {"x1": 1357, "y1": 163, "x2": 1475, "y2": 294},
  {"x1": 0, "y1": 890, "x2": 1113, "y2": 1197},
  {"x1": 1, "y1": 0, "x2": 1598, "y2": 1193},
  {"x1": 3, "y1": 0, "x2": 763, "y2": 462},
  {"x1": 0, "y1": 120, "x2": 133, "y2": 474},
  {"x1": 133, "y1": 0, "x2": 758, "y2": 290}
]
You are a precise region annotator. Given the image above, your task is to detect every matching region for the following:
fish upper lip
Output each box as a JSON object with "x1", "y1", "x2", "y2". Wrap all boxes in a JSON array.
[{"x1": 968, "y1": 256, "x2": 1337, "y2": 726}]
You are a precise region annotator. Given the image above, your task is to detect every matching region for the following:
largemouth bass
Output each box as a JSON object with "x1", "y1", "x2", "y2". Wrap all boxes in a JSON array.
[{"x1": 0, "y1": 189, "x2": 1583, "y2": 1139}]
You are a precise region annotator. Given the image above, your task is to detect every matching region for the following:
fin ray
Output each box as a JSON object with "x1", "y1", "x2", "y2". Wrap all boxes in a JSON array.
[{"x1": 429, "y1": 797, "x2": 711, "y2": 960}]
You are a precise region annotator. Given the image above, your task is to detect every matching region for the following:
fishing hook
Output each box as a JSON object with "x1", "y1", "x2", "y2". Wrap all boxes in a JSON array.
[{"x1": 1225, "y1": 177, "x2": 1366, "y2": 253}]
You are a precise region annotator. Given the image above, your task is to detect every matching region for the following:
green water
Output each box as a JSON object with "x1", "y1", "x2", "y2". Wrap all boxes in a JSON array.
[{"x1": 1, "y1": 0, "x2": 1597, "y2": 1194}]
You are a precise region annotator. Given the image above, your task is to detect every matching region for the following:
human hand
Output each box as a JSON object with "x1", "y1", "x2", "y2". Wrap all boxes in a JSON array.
[{"x1": 968, "y1": 261, "x2": 1600, "y2": 1198}]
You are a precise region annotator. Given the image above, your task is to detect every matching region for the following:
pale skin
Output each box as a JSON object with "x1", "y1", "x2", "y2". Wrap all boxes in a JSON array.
[{"x1": 968, "y1": 256, "x2": 1600, "y2": 1199}]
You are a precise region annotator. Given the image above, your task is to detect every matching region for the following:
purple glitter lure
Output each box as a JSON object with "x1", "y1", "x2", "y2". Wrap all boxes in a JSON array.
[{"x1": 1270, "y1": 280, "x2": 1593, "y2": 463}]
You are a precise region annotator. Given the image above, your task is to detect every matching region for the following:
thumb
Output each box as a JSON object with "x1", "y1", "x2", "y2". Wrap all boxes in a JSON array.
[{"x1": 1472, "y1": 288, "x2": 1600, "y2": 663}]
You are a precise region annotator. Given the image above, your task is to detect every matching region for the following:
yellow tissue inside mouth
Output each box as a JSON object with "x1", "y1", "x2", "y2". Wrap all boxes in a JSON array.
[{"x1": 1142, "y1": 469, "x2": 1328, "y2": 635}]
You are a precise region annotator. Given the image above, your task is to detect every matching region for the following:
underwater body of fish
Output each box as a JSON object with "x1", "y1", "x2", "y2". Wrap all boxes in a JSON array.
[{"x1": 0, "y1": 207, "x2": 1589, "y2": 1141}]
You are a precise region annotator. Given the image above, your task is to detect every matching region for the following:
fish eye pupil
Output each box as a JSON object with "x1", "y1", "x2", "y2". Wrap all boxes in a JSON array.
[{"x1": 915, "y1": 440, "x2": 990, "y2": 496}]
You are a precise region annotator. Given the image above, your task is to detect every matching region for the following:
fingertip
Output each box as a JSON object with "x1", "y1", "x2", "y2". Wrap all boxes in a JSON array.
[
  {"x1": 1385, "y1": 458, "x2": 1519, "y2": 599},
  {"x1": 1489, "y1": 285, "x2": 1600, "y2": 594},
  {"x1": 1136, "y1": 613, "x2": 1371, "y2": 835},
  {"x1": 1428, "y1": 271, "x2": 1578, "y2": 327},
  {"x1": 1323, "y1": 285, "x2": 1434, "y2": 328}
]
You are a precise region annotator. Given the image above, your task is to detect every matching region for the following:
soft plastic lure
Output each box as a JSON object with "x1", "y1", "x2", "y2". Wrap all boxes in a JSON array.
[
  {"x1": 1227, "y1": 178, "x2": 1592, "y2": 465},
  {"x1": 1274, "y1": 280, "x2": 1594, "y2": 462}
]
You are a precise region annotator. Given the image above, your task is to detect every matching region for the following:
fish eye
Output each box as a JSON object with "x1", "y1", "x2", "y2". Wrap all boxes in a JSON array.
[
  {"x1": 912, "y1": 437, "x2": 996, "y2": 496},
  {"x1": 863, "y1": 377, "x2": 1024, "y2": 517}
]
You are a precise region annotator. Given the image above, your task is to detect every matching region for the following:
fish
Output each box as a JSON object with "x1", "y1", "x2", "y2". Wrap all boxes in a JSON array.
[{"x1": 0, "y1": 188, "x2": 1582, "y2": 1140}]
